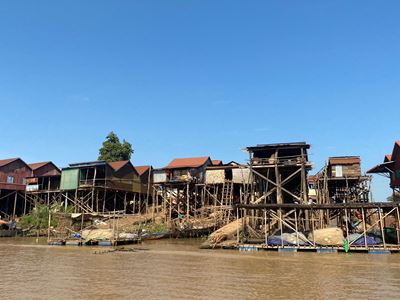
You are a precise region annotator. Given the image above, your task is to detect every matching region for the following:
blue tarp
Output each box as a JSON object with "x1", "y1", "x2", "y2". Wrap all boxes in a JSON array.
[{"x1": 350, "y1": 234, "x2": 382, "y2": 245}]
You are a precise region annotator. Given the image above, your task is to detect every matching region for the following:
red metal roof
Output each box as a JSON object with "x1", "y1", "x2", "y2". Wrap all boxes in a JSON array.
[
  {"x1": 329, "y1": 156, "x2": 360, "y2": 165},
  {"x1": 134, "y1": 165, "x2": 151, "y2": 176},
  {"x1": 211, "y1": 160, "x2": 222, "y2": 166},
  {"x1": 367, "y1": 161, "x2": 394, "y2": 174},
  {"x1": 0, "y1": 158, "x2": 19, "y2": 167},
  {"x1": 166, "y1": 156, "x2": 210, "y2": 169},
  {"x1": 108, "y1": 160, "x2": 130, "y2": 171},
  {"x1": 29, "y1": 161, "x2": 52, "y2": 170},
  {"x1": 384, "y1": 154, "x2": 392, "y2": 162}
]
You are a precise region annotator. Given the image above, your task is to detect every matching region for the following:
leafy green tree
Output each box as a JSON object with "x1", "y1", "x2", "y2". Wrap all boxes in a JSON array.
[{"x1": 98, "y1": 132, "x2": 133, "y2": 162}]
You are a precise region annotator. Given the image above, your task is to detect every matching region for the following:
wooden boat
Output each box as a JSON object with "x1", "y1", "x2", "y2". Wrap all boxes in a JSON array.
[{"x1": 0, "y1": 229, "x2": 20, "y2": 237}]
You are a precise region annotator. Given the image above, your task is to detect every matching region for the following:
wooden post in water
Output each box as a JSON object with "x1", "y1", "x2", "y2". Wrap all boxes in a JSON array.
[
  {"x1": 237, "y1": 207, "x2": 240, "y2": 244},
  {"x1": 279, "y1": 208, "x2": 283, "y2": 247},
  {"x1": 12, "y1": 191, "x2": 17, "y2": 219},
  {"x1": 344, "y1": 208, "x2": 350, "y2": 251},
  {"x1": 186, "y1": 183, "x2": 190, "y2": 222},
  {"x1": 396, "y1": 207, "x2": 400, "y2": 248},
  {"x1": 47, "y1": 211, "x2": 51, "y2": 243},
  {"x1": 378, "y1": 208, "x2": 386, "y2": 249},
  {"x1": 264, "y1": 209, "x2": 267, "y2": 245},
  {"x1": 361, "y1": 208, "x2": 368, "y2": 249}
]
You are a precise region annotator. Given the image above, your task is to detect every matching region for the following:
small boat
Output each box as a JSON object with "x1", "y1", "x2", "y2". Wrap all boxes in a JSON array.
[
  {"x1": 141, "y1": 231, "x2": 170, "y2": 240},
  {"x1": 65, "y1": 239, "x2": 83, "y2": 246},
  {"x1": 48, "y1": 239, "x2": 66, "y2": 246},
  {"x1": 98, "y1": 240, "x2": 113, "y2": 246},
  {"x1": 0, "y1": 229, "x2": 20, "y2": 237}
]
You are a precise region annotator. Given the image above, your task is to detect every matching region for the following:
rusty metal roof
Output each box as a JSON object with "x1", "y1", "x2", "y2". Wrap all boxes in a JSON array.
[
  {"x1": 329, "y1": 156, "x2": 360, "y2": 165},
  {"x1": 211, "y1": 160, "x2": 222, "y2": 166},
  {"x1": 134, "y1": 165, "x2": 151, "y2": 176},
  {"x1": 108, "y1": 160, "x2": 130, "y2": 171},
  {"x1": 245, "y1": 142, "x2": 310, "y2": 152},
  {"x1": 0, "y1": 158, "x2": 20, "y2": 167},
  {"x1": 29, "y1": 161, "x2": 61, "y2": 173},
  {"x1": 384, "y1": 154, "x2": 392, "y2": 162},
  {"x1": 166, "y1": 156, "x2": 210, "y2": 169},
  {"x1": 367, "y1": 161, "x2": 394, "y2": 174},
  {"x1": 29, "y1": 161, "x2": 51, "y2": 170}
]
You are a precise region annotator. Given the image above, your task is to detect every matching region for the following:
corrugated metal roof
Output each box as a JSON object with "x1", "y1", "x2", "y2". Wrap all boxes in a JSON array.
[
  {"x1": 384, "y1": 154, "x2": 392, "y2": 162},
  {"x1": 245, "y1": 142, "x2": 310, "y2": 151},
  {"x1": 0, "y1": 158, "x2": 20, "y2": 167},
  {"x1": 166, "y1": 156, "x2": 210, "y2": 169},
  {"x1": 29, "y1": 161, "x2": 61, "y2": 173},
  {"x1": 134, "y1": 165, "x2": 151, "y2": 176},
  {"x1": 29, "y1": 161, "x2": 51, "y2": 170},
  {"x1": 367, "y1": 161, "x2": 394, "y2": 174},
  {"x1": 108, "y1": 160, "x2": 130, "y2": 171},
  {"x1": 69, "y1": 161, "x2": 107, "y2": 168},
  {"x1": 211, "y1": 160, "x2": 222, "y2": 166},
  {"x1": 329, "y1": 156, "x2": 360, "y2": 165}
]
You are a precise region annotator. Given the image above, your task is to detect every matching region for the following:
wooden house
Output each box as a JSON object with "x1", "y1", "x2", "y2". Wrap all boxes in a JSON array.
[
  {"x1": 368, "y1": 141, "x2": 400, "y2": 195},
  {"x1": 134, "y1": 165, "x2": 153, "y2": 194},
  {"x1": 26, "y1": 161, "x2": 61, "y2": 192},
  {"x1": 0, "y1": 158, "x2": 32, "y2": 191},
  {"x1": 314, "y1": 156, "x2": 370, "y2": 203},
  {"x1": 328, "y1": 156, "x2": 361, "y2": 178},
  {"x1": 244, "y1": 142, "x2": 311, "y2": 204},
  {"x1": 0, "y1": 158, "x2": 32, "y2": 218},
  {"x1": 165, "y1": 156, "x2": 212, "y2": 183},
  {"x1": 60, "y1": 160, "x2": 141, "y2": 193}
]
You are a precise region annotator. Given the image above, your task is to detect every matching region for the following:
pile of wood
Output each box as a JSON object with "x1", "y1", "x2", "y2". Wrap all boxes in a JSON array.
[{"x1": 200, "y1": 217, "x2": 247, "y2": 249}]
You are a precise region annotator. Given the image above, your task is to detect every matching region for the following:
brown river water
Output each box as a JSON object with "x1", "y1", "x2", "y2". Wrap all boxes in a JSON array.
[{"x1": 0, "y1": 238, "x2": 399, "y2": 300}]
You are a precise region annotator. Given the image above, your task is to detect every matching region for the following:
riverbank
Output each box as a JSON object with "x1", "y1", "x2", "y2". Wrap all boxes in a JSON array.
[{"x1": 1, "y1": 237, "x2": 400, "y2": 299}]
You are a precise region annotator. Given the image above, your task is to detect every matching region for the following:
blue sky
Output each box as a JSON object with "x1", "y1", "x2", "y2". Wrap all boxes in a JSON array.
[{"x1": 0, "y1": 1, "x2": 398, "y2": 200}]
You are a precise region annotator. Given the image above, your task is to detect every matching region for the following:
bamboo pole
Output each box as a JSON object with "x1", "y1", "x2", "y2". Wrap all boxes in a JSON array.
[
  {"x1": 362, "y1": 208, "x2": 367, "y2": 249},
  {"x1": 378, "y1": 208, "x2": 386, "y2": 249},
  {"x1": 295, "y1": 209, "x2": 299, "y2": 247},
  {"x1": 47, "y1": 210, "x2": 52, "y2": 243},
  {"x1": 279, "y1": 208, "x2": 283, "y2": 247}
]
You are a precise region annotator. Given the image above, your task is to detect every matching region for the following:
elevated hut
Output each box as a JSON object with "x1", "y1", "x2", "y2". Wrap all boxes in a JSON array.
[
  {"x1": 244, "y1": 142, "x2": 312, "y2": 204},
  {"x1": 26, "y1": 161, "x2": 61, "y2": 192},
  {"x1": 152, "y1": 156, "x2": 214, "y2": 227},
  {"x1": 314, "y1": 156, "x2": 370, "y2": 203},
  {"x1": 0, "y1": 158, "x2": 32, "y2": 218},
  {"x1": 24, "y1": 161, "x2": 62, "y2": 211},
  {"x1": 368, "y1": 141, "x2": 400, "y2": 200},
  {"x1": 59, "y1": 160, "x2": 141, "y2": 213}
]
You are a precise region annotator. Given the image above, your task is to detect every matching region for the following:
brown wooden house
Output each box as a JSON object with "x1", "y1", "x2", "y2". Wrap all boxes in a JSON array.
[
  {"x1": 0, "y1": 158, "x2": 32, "y2": 218},
  {"x1": 60, "y1": 160, "x2": 141, "y2": 193},
  {"x1": 26, "y1": 161, "x2": 61, "y2": 192},
  {"x1": 368, "y1": 141, "x2": 400, "y2": 198},
  {"x1": 0, "y1": 158, "x2": 32, "y2": 191},
  {"x1": 134, "y1": 165, "x2": 153, "y2": 194},
  {"x1": 164, "y1": 156, "x2": 212, "y2": 183}
]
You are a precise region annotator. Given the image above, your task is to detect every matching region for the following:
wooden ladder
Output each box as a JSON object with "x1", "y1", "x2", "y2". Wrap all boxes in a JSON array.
[{"x1": 221, "y1": 180, "x2": 233, "y2": 205}]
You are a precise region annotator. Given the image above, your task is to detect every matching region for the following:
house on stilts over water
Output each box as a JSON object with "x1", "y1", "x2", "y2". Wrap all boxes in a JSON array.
[
  {"x1": 367, "y1": 140, "x2": 400, "y2": 201},
  {"x1": 59, "y1": 160, "x2": 145, "y2": 214}
]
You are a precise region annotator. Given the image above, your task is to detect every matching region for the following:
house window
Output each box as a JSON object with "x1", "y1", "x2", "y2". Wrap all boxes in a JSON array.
[
  {"x1": 7, "y1": 176, "x2": 14, "y2": 184},
  {"x1": 335, "y1": 165, "x2": 343, "y2": 177},
  {"x1": 396, "y1": 170, "x2": 400, "y2": 179}
]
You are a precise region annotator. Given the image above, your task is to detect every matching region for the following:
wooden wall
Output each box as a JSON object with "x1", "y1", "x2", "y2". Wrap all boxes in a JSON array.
[{"x1": 0, "y1": 160, "x2": 32, "y2": 190}]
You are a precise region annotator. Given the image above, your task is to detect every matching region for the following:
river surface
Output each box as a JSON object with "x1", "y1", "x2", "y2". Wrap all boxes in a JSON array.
[{"x1": 0, "y1": 238, "x2": 399, "y2": 299}]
